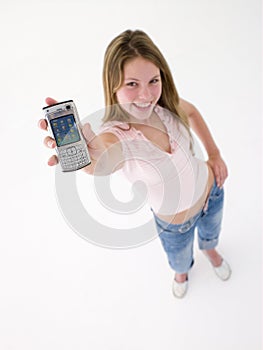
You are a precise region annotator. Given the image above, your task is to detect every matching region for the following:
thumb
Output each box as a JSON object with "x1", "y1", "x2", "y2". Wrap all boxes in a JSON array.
[
  {"x1": 45, "y1": 97, "x2": 58, "y2": 106},
  {"x1": 82, "y1": 123, "x2": 96, "y2": 143}
]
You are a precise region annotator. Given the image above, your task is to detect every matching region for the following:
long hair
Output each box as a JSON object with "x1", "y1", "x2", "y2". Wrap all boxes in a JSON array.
[{"x1": 102, "y1": 29, "x2": 191, "y2": 138}]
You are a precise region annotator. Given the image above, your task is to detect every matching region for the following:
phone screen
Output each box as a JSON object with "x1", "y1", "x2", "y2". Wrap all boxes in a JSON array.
[{"x1": 50, "y1": 114, "x2": 81, "y2": 147}]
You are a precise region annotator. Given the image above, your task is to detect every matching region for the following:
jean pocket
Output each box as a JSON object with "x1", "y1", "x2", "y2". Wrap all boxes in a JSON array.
[
  {"x1": 205, "y1": 186, "x2": 224, "y2": 214},
  {"x1": 178, "y1": 215, "x2": 200, "y2": 233},
  {"x1": 213, "y1": 185, "x2": 223, "y2": 196}
]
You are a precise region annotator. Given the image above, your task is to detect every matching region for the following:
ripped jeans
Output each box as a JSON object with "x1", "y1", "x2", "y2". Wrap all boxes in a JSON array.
[{"x1": 153, "y1": 181, "x2": 224, "y2": 274}]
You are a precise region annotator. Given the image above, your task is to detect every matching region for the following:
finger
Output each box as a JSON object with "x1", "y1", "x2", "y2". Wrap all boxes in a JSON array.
[
  {"x1": 219, "y1": 165, "x2": 228, "y2": 188},
  {"x1": 214, "y1": 167, "x2": 222, "y2": 188},
  {"x1": 44, "y1": 136, "x2": 56, "y2": 148},
  {"x1": 38, "y1": 119, "x2": 48, "y2": 130},
  {"x1": 218, "y1": 170, "x2": 226, "y2": 188},
  {"x1": 45, "y1": 97, "x2": 58, "y2": 106},
  {"x1": 82, "y1": 123, "x2": 96, "y2": 143},
  {"x1": 217, "y1": 169, "x2": 224, "y2": 188},
  {"x1": 47, "y1": 155, "x2": 59, "y2": 166},
  {"x1": 216, "y1": 176, "x2": 221, "y2": 188}
]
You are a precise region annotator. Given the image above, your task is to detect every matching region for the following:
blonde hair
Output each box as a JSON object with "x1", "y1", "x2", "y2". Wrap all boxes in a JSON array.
[{"x1": 102, "y1": 29, "x2": 191, "y2": 136}]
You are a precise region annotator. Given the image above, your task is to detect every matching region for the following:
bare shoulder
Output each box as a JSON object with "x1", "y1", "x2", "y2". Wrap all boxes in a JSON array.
[
  {"x1": 100, "y1": 132, "x2": 120, "y2": 143},
  {"x1": 179, "y1": 98, "x2": 195, "y2": 116},
  {"x1": 99, "y1": 132, "x2": 122, "y2": 150}
]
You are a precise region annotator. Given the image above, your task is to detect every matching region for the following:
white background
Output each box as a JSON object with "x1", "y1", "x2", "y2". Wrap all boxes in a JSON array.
[{"x1": 0, "y1": 0, "x2": 262, "y2": 349}]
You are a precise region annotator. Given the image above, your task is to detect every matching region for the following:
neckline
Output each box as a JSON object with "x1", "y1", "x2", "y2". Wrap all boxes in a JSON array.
[{"x1": 131, "y1": 107, "x2": 174, "y2": 156}]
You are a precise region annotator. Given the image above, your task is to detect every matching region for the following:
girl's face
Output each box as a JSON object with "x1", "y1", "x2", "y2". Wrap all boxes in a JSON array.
[{"x1": 116, "y1": 57, "x2": 162, "y2": 121}]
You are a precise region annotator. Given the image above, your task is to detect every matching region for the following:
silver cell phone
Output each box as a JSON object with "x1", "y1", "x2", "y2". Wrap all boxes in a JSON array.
[{"x1": 43, "y1": 100, "x2": 91, "y2": 172}]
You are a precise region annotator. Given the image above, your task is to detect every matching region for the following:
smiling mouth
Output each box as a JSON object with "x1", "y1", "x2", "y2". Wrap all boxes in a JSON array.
[{"x1": 133, "y1": 102, "x2": 152, "y2": 109}]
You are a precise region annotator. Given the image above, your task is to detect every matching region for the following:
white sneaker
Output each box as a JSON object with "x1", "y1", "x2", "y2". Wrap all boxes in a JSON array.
[
  {"x1": 213, "y1": 259, "x2": 232, "y2": 281},
  {"x1": 172, "y1": 277, "x2": 188, "y2": 298}
]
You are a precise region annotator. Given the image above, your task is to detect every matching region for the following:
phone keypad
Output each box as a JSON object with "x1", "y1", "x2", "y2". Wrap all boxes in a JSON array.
[{"x1": 59, "y1": 145, "x2": 90, "y2": 171}]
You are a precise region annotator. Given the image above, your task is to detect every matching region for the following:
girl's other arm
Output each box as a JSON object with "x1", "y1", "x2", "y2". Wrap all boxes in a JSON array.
[{"x1": 179, "y1": 98, "x2": 228, "y2": 188}]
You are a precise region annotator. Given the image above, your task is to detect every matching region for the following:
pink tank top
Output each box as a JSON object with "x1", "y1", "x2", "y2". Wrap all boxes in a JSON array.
[{"x1": 99, "y1": 105, "x2": 208, "y2": 215}]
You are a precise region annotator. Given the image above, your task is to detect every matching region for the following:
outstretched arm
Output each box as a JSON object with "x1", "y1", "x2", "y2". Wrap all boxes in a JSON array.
[{"x1": 179, "y1": 98, "x2": 228, "y2": 188}]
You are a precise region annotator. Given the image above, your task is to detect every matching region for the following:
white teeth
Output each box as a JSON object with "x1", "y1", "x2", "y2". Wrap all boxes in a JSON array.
[{"x1": 134, "y1": 102, "x2": 151, "y2": 108}]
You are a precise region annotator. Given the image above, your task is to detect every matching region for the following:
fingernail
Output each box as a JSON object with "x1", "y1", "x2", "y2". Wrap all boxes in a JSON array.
[{"x1": 48, "y1": 141, "x2": 53, "y2": 147}]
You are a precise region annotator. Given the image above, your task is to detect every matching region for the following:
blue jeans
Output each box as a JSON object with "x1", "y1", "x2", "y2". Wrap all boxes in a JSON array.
[{"x1": 153, "y1": 181, "x2": 224, "y2": 274}]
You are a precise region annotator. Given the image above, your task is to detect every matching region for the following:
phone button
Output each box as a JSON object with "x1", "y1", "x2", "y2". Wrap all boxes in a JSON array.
[{"x1": 66, "y1": 146, "x2": 77, "y2": 156}]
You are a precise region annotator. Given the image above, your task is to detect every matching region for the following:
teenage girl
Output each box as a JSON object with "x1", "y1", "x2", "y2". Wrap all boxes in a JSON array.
[{"x1": 39, "y1": 29, "x2": 231, "y2": 298}]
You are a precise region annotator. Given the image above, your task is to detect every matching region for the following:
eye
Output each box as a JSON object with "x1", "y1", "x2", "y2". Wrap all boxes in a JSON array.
[
  {"x1": 126, "y1": 82, "x2": 137, "y2": 87},
  {"x1": 150, "y1": 78, "x2": 159, "y2": 84}
]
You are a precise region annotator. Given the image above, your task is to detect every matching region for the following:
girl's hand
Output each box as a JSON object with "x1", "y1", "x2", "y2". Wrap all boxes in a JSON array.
[
  {"x1": 207, "y1": 153, "x2": 228, "y2": 188},
  {"x1": 38, "y1": 97, "x2": 105, "y2": 171},
  {"x1": 38, "y1": 97, "x2": 59, "y2": 166}
]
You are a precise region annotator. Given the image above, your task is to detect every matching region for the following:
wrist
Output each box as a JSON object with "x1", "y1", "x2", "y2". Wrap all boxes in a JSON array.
[{"x1": 208, "y1": 148, "x2": 220, "y2": 158}]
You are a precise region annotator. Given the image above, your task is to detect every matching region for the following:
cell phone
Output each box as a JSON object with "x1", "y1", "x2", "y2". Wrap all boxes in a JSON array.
[{"x1": 43, "y1": 100, "x2": 91, "y2": 172}]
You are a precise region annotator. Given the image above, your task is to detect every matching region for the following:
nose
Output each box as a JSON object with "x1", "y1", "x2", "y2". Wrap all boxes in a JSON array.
[{"x1": 138, "y1": 85, "x2": 152, "y2": 101}]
